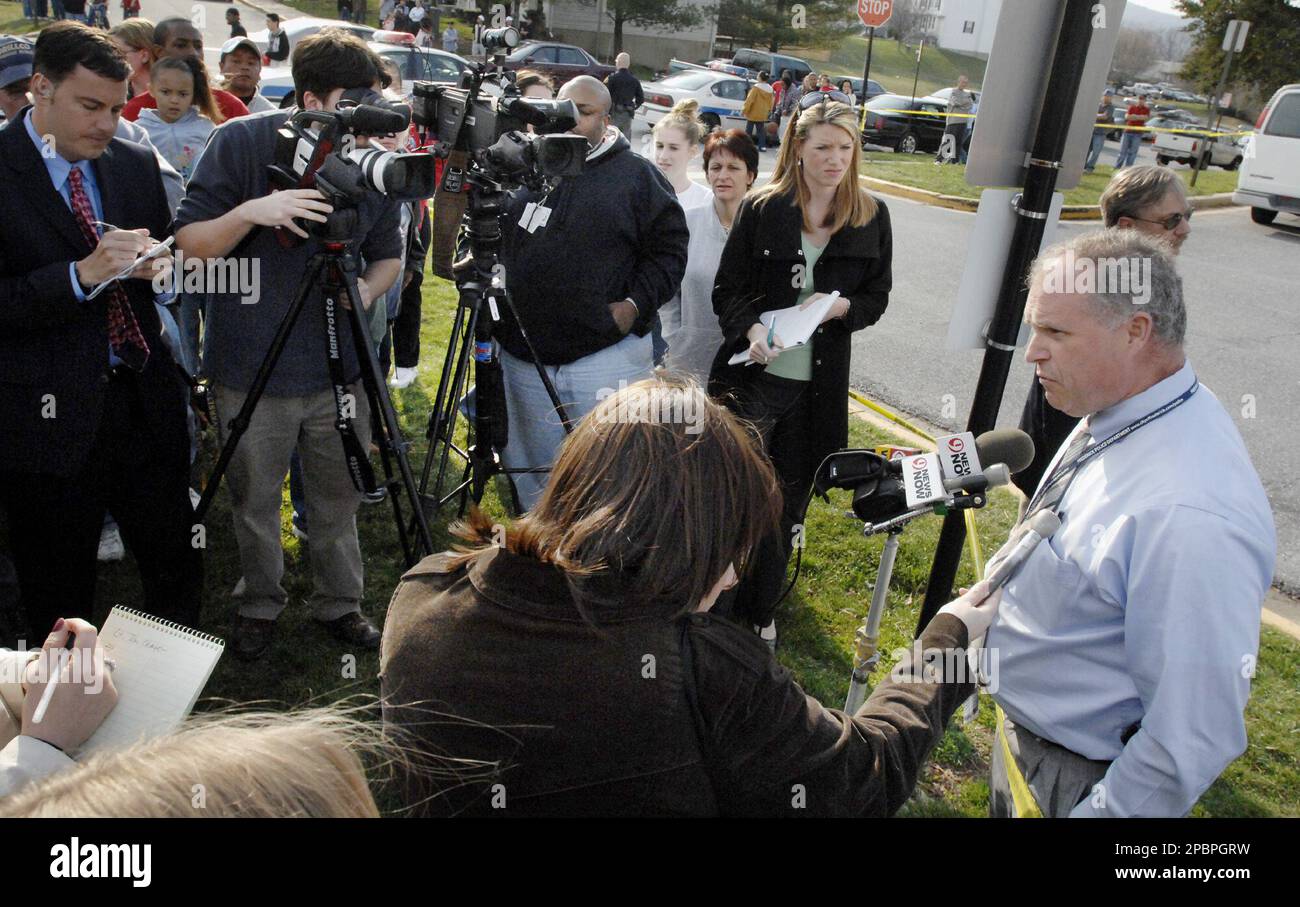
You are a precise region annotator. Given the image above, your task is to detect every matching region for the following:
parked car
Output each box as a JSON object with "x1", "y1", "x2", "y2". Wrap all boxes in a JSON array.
[
  {"x1": 639, "y1": 69, "x2": 751, "y2": 134},
  {"x1": 859, "y1": 93, "x2": 949, "y2": 153},
  {"x1": 727, "y1": 48, "x2": 812, "y2": 83},
  {"x1": 502, "y1": 42, "x2": 614, "y2": 88},
  {"x1": 259, "y1": 36, "x2": 470, "y2": 107},
  {"x1": 1153, "y1": 126, "x2": 1244, "y2": 169},
  {"x1": 1234, "y1": 83, "x2": 1300, "y2": 225},
  {"x1": 245, "y1": 16, "x2": 375, "y2": 57},
  {"x1": 921, "y1": 86, "x2": 982, "y2": 107}
]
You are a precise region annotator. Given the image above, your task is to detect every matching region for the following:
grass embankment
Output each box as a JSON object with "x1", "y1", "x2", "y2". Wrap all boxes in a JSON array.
[
  {"x1": 792, "y1": 32, "x2": 989, "y2": 100},
  {"x1": 859, "y1": 153, "x2": 1239, "y2": 205},
  {"x1": 77, "y1": 265, "x2": 1298, "y2": 816}
]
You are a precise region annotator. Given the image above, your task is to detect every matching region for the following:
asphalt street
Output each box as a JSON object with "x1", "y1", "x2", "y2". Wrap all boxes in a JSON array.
[{"x1": 847, "y1": 196, "x2": 1300, "y2": 590}]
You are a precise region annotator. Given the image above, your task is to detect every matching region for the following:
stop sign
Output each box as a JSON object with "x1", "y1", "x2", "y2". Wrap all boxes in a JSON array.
[{"x1": 858, "y1": 0, "x2": 893, "y2": 29}]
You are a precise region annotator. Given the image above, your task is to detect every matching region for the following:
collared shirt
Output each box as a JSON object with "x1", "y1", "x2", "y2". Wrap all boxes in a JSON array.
[{"x1": 987, "y1": 360, "x2": 1276, "y2": 817}]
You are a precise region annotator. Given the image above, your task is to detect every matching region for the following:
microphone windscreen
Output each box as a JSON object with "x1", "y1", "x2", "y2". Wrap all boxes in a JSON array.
[
  {"x1": 976, "y1": 428, "x2": 1035, "y2": 475},
  {"x1": 348, "y1": 105, "x2": 410, "y2": 135}
]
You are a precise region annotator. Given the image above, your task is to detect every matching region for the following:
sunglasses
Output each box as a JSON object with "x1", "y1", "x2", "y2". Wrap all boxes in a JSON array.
[
  {"x1": 1130, "y1": 209, "x2": 1193, "y2": 231},
  {"x1": 800, "y1": 90, "x2": 854, "y2": 110}
]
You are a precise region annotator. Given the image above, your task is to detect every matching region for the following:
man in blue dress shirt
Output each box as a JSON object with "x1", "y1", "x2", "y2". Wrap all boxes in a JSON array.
[{"x1": 985, "y1": 228, "x2": 1276, "y2": 817}]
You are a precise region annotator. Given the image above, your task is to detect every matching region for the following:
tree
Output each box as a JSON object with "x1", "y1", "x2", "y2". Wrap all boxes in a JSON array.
[
  {"x1": 1111, "y1": 28, "x2": 1161, "y2": 84},
  {"x1": 717, "y1": 0, "x2": 846, "y2": 54},
  {"x1": 1176, "y1": 0, "x2": 1300, "y2": 101},
  {"x1": 576, "y1": 0, "x2": 708, "y2": 56},
  {"x1": 886, "y1": 0, "x2": 929, "y2": 46}
]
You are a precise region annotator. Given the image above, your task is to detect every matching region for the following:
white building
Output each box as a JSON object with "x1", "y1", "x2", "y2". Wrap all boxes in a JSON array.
[{"x1": 909, "y1": 0, "x2": 1002, "y2": 58}]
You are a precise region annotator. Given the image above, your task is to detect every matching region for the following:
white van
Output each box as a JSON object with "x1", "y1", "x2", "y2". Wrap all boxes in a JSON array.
[{"x1": 1234, "y1": 84, "x2": 1300, "y2": 225}]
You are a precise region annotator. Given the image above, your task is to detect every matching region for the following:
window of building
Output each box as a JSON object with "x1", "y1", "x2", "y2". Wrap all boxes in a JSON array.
[{"x1": 963, "y1": 20, "x2": 975, "y2": 34}]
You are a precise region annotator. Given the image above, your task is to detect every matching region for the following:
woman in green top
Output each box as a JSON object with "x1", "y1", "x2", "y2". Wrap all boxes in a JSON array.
[{"x1": 708, "y1": 98, "x2": 894, "y2": 644}]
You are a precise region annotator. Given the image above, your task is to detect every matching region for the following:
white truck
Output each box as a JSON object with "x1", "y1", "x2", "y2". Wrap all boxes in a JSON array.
[
  {"x1": 1153, "y1": 126, "x2": 1244, "y2": 170},
  {"x1": 1234, "y1": 84, "x2": 1300, "y2": 225}
]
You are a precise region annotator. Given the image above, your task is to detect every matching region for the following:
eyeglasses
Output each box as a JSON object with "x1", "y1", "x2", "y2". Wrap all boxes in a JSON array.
[
  {"x1": 799, "y1": 90, "x2": 854, "y2": 110},
  {"x1": 1129, "y1": 209, "x2": 1193, "y2": 231}
]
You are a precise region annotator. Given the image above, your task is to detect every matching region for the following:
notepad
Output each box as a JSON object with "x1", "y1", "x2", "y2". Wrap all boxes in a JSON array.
[
  {"x1": 74, "y1": 607, "x2": 225, "y2": 758},
  {"x1": 727, "y1": 293, "x2": 839, "y2": 366}
]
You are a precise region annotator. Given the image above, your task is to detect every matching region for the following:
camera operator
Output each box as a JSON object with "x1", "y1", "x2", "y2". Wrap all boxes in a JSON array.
[
  {"x1": 381, "y1": 377, "x2": 1001, "y2": 817},
  {"x1": 174, "y1": 31, "x2": 404, "y2": 661},
  {"x1": 0, "y1": 22, "x2": 201, "y2": 643},
  {"x1": 494, "y1": 74, "x2": 688, "y2": 510}
]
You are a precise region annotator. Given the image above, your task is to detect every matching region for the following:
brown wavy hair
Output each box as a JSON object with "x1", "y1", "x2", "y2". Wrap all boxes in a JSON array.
[{"x1": 443, "y1": 375, "x2": 782, "y2": 621}]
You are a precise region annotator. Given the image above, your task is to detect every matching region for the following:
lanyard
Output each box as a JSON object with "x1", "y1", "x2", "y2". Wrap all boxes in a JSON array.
[{"x1": 1027, "y1": 375, "x2": 1199, "y2": 515}]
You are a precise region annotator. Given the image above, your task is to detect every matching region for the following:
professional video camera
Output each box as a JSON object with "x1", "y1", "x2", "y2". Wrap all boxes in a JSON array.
[{"x1": 267, "y1": 87, "x2": 439, "y2": 242}]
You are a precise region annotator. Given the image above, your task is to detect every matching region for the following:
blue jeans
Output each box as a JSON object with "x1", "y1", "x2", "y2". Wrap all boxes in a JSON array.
[
  {"x1": 1114, "y1": 131, "x2": 1141, "y2": 169},
  {"x1": 746, "y1": 119, "x2": 767, "y2": 151},
  {"x1": 1086, "y1": 130, "x2": 1106, "y2": 170},
  {"x1": 499, "y1": 331, "x2": 653, "y2": 511}
]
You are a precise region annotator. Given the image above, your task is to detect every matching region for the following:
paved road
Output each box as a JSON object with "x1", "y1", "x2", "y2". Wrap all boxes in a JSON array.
[{"x1": 845, "y1": 196, "x2": 1300, "y2": 590}]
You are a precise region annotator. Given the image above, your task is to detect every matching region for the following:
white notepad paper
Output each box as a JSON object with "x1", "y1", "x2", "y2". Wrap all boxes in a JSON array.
[
  {"x1": 727, "y1": 293, "x2": 838, "y2": 366},
  {"x1": 74, "y1": 606, "x2": 225, "y2": 757}
]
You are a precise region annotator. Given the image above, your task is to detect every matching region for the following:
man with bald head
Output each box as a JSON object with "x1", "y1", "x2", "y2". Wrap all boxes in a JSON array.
[
  {"x1": 120, "y1": 17, "x2": 249, "y2": 122},
  {"x1": 494, "y1": 73, "x2": 688, "y2": 510},
  {"x1": 604, "y1": 52, "x2": 642, "y2": 139}
]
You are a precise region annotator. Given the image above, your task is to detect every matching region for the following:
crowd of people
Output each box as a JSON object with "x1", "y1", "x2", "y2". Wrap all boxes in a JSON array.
[{"x1": 0, "y1": 19, "x2": 1278, "y2": 820}]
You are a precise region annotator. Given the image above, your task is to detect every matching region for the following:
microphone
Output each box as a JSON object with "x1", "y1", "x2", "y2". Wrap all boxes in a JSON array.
[{"x1": 984, "y1": 510, "x2": 1061, "y2": 590}]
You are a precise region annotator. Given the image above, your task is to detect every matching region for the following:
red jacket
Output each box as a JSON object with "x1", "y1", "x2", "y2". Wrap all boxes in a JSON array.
[{"x1": 122, "y1": 89, "x2": 250, "y2": 123}]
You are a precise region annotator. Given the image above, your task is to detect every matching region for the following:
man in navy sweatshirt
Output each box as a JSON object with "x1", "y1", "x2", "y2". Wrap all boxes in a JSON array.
[{"x1": 495, "y1": 75, "x2": 688, "y2": 510}]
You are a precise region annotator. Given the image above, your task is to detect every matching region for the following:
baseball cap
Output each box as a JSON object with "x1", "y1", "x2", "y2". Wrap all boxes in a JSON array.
[
  {"x1": 219, "y1": 36, "x2": 261, "y2": 60},
  {"x1": 0, "y1": 35, "x2": 34, "y2": 91}
]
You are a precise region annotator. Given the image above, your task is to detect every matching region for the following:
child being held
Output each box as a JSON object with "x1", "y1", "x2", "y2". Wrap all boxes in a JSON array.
[{"x1": 135, "y1": 57, "x2": 226, "y2": 184}]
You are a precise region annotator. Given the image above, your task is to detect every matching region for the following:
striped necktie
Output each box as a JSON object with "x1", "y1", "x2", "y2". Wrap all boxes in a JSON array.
[
  {"x1": 1024, "y1": 418, "x2": 1092, "y2": 522},
  {"x1": 66, "y1": 167, "x2": 150, "y2": 371}
]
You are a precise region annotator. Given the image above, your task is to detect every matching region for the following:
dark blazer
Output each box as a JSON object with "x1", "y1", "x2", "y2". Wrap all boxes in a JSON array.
[
  {"x1": 380, "y1": 546, "x2": 974, "y2": 817},
  {"x1": 709, "y1": 190, "x2": 892, "y2": 470},
  {"x1": 0, "y1": 115, "x2": 185, "y2": 477}
]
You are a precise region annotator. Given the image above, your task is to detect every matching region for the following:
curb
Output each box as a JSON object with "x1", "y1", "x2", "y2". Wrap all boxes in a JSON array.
[{"x1": 861, "y1": 176, "x2": 1239, "y2": 221}]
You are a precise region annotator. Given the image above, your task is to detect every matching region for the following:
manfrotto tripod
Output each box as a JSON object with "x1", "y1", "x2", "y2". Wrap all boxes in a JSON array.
[
  {"x1": 195, "y1": 210, "x2": 434, "y2": 567},
  {"x1": 415, "y1": 172, "x2": 570, "y2": 523}
]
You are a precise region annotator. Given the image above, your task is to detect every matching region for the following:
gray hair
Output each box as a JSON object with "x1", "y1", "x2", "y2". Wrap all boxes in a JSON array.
[
  {"x1": 1098, "y1": 165, "x2": 1186, "y2": 227},
  {"x1": 1030, "y1": 229, "x2": 1186, "y2": 347}
]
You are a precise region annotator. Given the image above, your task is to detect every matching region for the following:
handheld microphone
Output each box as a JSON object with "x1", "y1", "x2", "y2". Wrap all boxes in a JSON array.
[{"x1": 984, "y1": 510, "x2": 1061, "y2": 591}]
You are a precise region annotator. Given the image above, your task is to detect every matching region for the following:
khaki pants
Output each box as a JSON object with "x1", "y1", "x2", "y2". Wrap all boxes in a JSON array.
[
  {"x1": 990, "y1": 708, "x2": 1111, "y2": 818},
  {"x1": 215, "y1": 384, "x2": 370, "y2": 622}
]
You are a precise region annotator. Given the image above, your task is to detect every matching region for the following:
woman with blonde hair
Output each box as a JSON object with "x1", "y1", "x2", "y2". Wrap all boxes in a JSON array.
[
  {"x1": 381, "y1": 376, "x2": 1000, "y2": 816},
  {"x1": 651, "y1": 97, "x2": 712, "y2": 210},
  {"x1": 109, "y1": 17, "x2": 154, "y2": 99},
  {"x1": 708, "y1": 98, "x2": 893, "y2": 646}
]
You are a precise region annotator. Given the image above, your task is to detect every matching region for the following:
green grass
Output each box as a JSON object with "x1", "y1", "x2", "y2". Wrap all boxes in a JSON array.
[
  {"x1": 78, "y1": 250, "x2": 1299, "y2": 818},
  {"x1": 859, "y1": 153, "x2": 1241, "y2": 204},
  {"x1": 0, "y1": 1, "x2": 37, "y2": 34},
  {"x1": 792, "y1": 32, "x2": 989, "y2": 100}
]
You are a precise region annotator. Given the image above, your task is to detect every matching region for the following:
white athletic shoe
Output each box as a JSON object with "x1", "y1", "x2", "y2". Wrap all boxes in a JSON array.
[
  {"x1": 97, "y1": 525, "x2": 125, "y2": 563},
  {"x1": 390, "y1": 367, "x2": 418, "y2": 389}
]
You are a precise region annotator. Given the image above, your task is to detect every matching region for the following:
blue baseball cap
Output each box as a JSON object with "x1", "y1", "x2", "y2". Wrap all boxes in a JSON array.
[{"x1": 0, "y1": 35, "x2": 34, "y2": 91}]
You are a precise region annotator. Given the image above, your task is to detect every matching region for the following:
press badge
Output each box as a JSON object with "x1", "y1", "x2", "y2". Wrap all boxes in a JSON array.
[{"x1": 520, "y1": 202, "x2": 552, "y2": 233}]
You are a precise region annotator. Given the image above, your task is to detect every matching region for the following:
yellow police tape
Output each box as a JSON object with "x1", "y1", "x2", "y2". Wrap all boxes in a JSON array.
[
  {"x1": 846, "y1": 389, "x2": 987, "y2": 577},
  {"x1": 861, "y1": 107, "x2": 1252, "y2": 138}
]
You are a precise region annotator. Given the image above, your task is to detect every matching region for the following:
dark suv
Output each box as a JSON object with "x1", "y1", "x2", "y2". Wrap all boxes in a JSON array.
[
  {"x1": 860, "y1": 94, "x2": 949, "y2": 153},
  {"x1": 503, "y1": 42, "x2": 615, "y2": 88}
]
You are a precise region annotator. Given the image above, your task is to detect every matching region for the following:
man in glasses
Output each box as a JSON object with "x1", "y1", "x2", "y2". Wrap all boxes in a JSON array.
[{"x1": 1012, "y1": 165, "x2": 1192, "y2": 502}]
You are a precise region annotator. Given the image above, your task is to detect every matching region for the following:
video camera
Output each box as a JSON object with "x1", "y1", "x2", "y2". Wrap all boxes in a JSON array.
[
  {"x1": 268, "y1": 87, "x2": 439, "y2": 243},
  {"x1": 408, "y1": 26, "x2": 588, "y2": 190}
]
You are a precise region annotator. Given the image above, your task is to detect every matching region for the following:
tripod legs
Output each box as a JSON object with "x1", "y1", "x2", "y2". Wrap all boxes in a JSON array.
[{"x1": 845, "y1": 529, "x2": 903, "y2": 713}]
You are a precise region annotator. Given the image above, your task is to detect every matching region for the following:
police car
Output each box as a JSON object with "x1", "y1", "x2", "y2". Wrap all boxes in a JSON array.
[
  {"x1": 258, "y1": 31, "x2": 471, "y2": 107},
  {"x1": 638, "y1": 69, "x2": 752, "y2": 135}
]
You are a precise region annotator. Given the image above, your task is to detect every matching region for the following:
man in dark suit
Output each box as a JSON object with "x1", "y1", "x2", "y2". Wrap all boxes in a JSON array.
[{"x1": 0, "y1": 22, "x2": 201, "y2": 643}]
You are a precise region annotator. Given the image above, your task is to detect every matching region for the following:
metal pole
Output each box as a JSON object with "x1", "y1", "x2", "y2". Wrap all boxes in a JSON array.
[
  {"x1": 861, "y1": 26, "x2": 876, "y2": 106},
  {"x1": 911, "y1": 39, "x2": 923, "y2": 102},
  {"x1": 1191, "y1": 49, "x2": 1234, "y2": 187},
  {"x1": 916, "y1": 0, "x2": 1097, "y2": 634},
  {"x1": 846, "y1": 529, "x2": 903, "y2": 713}
]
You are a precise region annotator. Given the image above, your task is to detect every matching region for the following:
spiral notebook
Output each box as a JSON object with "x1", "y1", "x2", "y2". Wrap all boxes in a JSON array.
[{"x1": 74, "y1": 607, "x2": 225, "y2": 757}]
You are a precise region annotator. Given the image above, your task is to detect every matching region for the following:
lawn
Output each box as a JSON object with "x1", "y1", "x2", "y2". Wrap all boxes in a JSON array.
[
  {"x1": 66, "y1": 262, "x2": 1298, "y2": 818},
  {"x1": 859, "y1": 153, "x2": 1240, "y2": 205},
  {"x1": 792, "y1": 31, "x2": 990, "y2": 100},
  {"x1": 0, "y1": 1, "x2": 36, "y2": 34}
]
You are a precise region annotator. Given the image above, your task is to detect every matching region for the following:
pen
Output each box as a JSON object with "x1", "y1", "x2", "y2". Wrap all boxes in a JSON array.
[
  {"x1": 767, "y1": 315, "x2": 776, "y2": 348},
  {"x1": 31, "y1": 648, "x2": 68, "y2": 724}
]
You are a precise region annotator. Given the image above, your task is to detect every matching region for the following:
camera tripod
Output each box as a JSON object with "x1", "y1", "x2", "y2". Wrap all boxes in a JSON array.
[
  {"x1": 415, "y1": 173, "x2": 570, "y2": 523},
  {"x1": 195, "y1": 211, "x2": 434, "y2": 567}
]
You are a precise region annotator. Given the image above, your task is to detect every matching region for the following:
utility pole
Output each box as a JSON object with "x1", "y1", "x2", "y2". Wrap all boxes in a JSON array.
[{"x1": 1192, "y1": 19, "x2": 1249, "y2": 187}]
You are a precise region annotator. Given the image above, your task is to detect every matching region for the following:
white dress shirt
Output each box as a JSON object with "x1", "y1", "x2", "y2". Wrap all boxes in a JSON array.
[{"x1": 987, "y1": 360, "x2": 1276, "y2": 817}]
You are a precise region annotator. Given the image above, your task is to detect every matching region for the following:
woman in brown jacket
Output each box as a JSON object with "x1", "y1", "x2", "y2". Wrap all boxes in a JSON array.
[{"x1": 380, "y1": 377, "x2": 1000, "y2": 817}]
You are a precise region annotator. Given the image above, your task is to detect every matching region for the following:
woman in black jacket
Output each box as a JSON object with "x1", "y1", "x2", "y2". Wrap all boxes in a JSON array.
[{"x1": 709, "y1": 98, "x2": 893, "y2": 641}]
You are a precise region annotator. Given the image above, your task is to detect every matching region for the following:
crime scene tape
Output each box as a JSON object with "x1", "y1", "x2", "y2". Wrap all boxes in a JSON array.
[{"x1": 859, "y1": 107, "x2": 1252, "y2": 138}]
